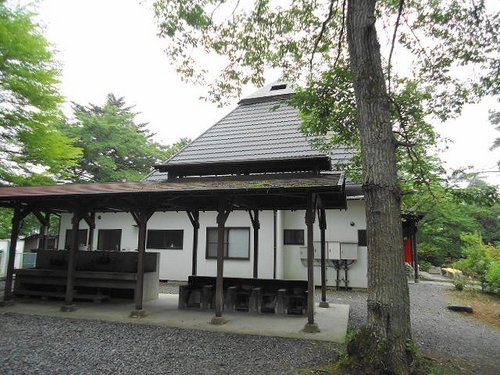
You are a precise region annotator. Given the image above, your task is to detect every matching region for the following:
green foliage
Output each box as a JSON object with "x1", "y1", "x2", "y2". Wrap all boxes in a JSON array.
[
  {"x1": 0, "y1": 3, "x2": 81, "y2": 185},
  {"x1": 154, "y1": 0, "x2": 498, "y2": 116},
  {"x1": 405, "y1": 176, "x2": 499, "y2": 266},
  {"x1": 61, "y1": 94, "x2": 189, "y2": 183},
  {"x1": 454, "y1": 232, "x2": 496, "y2": 286},
  {"x1": 486, "y1": 261, "x2": 500, "y2": 292},
  {"x1": 0, "y1": 207, "x2": 60, "y2": 239},
  {"x1": 419, "y1": 260, "x2": 431, "y2": 273}
]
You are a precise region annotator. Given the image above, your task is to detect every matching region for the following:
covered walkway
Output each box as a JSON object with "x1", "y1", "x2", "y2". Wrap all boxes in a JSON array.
[{"x1": 0, "y1": 171, "x2": 346, "y2": 333}]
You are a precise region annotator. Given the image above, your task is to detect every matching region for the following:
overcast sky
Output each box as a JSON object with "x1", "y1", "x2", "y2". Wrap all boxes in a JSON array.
[{"x1": 18, "y1": 0, "x2": 500, "y2": 185}]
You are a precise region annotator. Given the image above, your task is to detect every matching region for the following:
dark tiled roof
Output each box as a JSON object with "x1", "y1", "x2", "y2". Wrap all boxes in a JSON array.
[
  {"x1": 163, "y1": 100, "x2": 324, "y2": 166},
  {"x1": 155, "y1": 81, "x2": 355, "y2": 178}
]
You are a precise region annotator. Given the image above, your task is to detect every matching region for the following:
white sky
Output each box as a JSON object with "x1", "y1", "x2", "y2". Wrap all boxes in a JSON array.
[{"x1": 16, "y1": 0, "x2": 500, "y2": 185}]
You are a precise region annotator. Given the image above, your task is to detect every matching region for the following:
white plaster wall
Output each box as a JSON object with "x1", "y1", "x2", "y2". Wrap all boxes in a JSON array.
[
  {"x1": 281, "y1": 200, "x2": 368, "y2": 288},
  {"x1": 59, "y1": 210, "x2": 276, "y2": 281},
  {"x1": 58, "y1": 200, "x2": 368, "y2": 288},
  {"x1": 0, "y1": 239, "x2": 25, "y2": 276}
]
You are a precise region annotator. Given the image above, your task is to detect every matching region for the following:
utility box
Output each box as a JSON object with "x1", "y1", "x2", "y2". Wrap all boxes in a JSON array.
[
  {"x1": 314, "y1": 244, "x2": 321, "y2": 259},
  {"x1": 340, "y1": 243, "x2": 358, "y2": 260},
  {"x1": 328, "y1": 242, "x2": 341, "y2": 260}
]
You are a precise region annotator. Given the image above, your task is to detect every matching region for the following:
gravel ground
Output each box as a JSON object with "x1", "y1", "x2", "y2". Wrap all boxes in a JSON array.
[
  {"x1": 1, "y1": 280, "x2": 499, "y2": 374},
  {"x1": 0, "y1": 313, "x2": 337, "y2": 375}
]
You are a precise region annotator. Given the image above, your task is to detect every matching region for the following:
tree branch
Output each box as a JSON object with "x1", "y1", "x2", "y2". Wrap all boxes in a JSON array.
[
  {"x1": 387, "y1": 0, "x2": 405, "y2": 96},
  {"x1": 333, "y1": 0, "x2": 347, "y2": 69},
  {"x1": 309, "y1": 0, "x2": 338, "y2": 73}
]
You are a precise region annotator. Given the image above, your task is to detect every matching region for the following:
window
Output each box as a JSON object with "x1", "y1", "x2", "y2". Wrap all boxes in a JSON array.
[
  {"x1": 358, "y1": 230, "x2": 367, "y2": 247},
  {"x1": 147, "y1": 230, "x2": 183, "y2": 249},
  {"x1": 284, "y1": 229, "x2": 304, "y2": 245},
  {"x1": 97, "y1": 229, "x2": 122, "y2": 251},
  {"x1": 206, "y1": 227, "x2": 250, "y2": 259},
  {"x1": 64, "y1": 229, "x2": 88, "y2": 249}
]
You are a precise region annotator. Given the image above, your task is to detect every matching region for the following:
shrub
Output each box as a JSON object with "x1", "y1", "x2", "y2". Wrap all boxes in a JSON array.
[
  {"x1": 455, "y1": 233, "x2": 491, "y2": 288},
  {"x1": 453, "y1": 278, "x2": 467, "y2": 291},
  {"x1": 419, "y1": 260, "x2": 431, "y2": 272},
  {"x1": 486, "y1": 261, "x2": 500, "y2": 292}
]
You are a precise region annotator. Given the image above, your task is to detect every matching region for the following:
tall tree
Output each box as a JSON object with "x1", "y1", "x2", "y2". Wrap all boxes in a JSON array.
[
  {"x1": 0, "y1": 3, "x2": 81, "y2": 186},
  {"x1": 153, "y1": 1, "x2": 498, "y2": 372},
  {"x1": 62, "y1": 94, "x2": 188, "y2": 183}
]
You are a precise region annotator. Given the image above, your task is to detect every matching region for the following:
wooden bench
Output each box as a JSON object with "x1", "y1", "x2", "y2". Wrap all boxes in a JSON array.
[{"x1": 179, "y1": 276, "x2": 308, "y2": 315}]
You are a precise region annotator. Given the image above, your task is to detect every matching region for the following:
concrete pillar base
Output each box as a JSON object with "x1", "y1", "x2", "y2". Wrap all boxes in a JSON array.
[
  {"x1": 130, "y1": 309, "x2": 147, "y2": 318},
  {"x1": 0, "y1": 300, "x2": 14, "y2": 307},
  {"x1": 319, "y1": 301, "x2": 330, "y2": 308},
  {"x1": 302, "y1": 322, "x2": 320, "y2": 333},
  {"x1": 60, "y1": 304, "x2": 77, "y2": 312},
  {"x1": 210, "y1": 316, "x2": 227, "y2": 325}
]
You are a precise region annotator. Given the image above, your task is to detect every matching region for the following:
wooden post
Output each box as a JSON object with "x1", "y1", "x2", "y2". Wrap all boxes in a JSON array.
[
  {"x1": 42, "y1": 213, "x2": 50, "y2": 250},
  {"x1": 303, "y1": 194, "x2": 320, "y2": 333},
  {"x1": 212, "y1": 200, "x2": 230, "y2": 325},
  {"x1": 130, "y1": 209, "x2": 154, "y2": 318},
  {"x1": 187, "y1": 211, "x2": 200, "y2": 276},
  {"x1": 61, "y1": 210, "x2": 82, "y2": 312},
  {"x1": 2, "y1": 206, "x2": 30, "y2": 304},
  {"x1": 33, "y1": 211, "x2": 50, "y2": 250},
  {"x1": 86, "y1": 212, "x2": 96, "y2": 251},
  {"x1": 412, "y1": 226, "x2": 419, "y2": 283},
  {"x1": 319, "y1": 208, "x2": 329, "y2": 308},
  {"x1": 248, "y1": 210, "x2": 260, "y2": 279}
]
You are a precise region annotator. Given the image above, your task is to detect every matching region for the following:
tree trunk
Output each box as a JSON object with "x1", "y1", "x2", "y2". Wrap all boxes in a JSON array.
[{"x1": 346, "y1": 1, "x2": 412, "y2": 373}]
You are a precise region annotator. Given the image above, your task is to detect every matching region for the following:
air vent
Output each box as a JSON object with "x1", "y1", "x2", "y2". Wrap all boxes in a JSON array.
[{"x1": 270, "y1": 84, "x2": 287, "y2": 91}]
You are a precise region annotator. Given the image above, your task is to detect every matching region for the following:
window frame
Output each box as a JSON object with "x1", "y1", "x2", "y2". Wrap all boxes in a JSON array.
[
  {"x1": 205, "y1": 227, "x2": 250, "y2": 260},
  {"x1": 146, "y1": 229, "x2": 184, "y2": 250},
  {"x1": 64, "y1": 229, "x2": 88, "y2": 250},
  {"x1": 97, "y1": 229, "x2": 122, "y2": 251},
  {"x1": 283, "y1": 229, "x2": 305, "y2": 245}
]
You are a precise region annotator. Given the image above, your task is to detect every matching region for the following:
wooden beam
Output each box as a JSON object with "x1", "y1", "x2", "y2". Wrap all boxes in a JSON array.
[
  {"x1": 32, "y1": 210, "x2": 50, "y2": 227},
  {"x1": 303, "y1": 194, "x2": 320, "y2": 333},
  {"x1": 130, "y1": 209, "x2": 154, "y2": 317},
  {"x1": 2, "y1": 205, "x2": 31, "y2": 304},
  {"x1": 212, "y1": 199, "x2": 230, "y2": 324},
  {"x1": 187, "y1": 211, "x2": 200, "y2": 276},
  {"x1": 248, "y1": 209, "x2": 260, "y2": 279}
]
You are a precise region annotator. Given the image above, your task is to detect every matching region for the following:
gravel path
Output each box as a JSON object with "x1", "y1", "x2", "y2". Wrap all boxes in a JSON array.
[
  {"x1": 326, "y1": 281, "x2": 500, "y2": 373},
  {"x1": 1, "y1": 281, "x2": 499, "y2": 374}
]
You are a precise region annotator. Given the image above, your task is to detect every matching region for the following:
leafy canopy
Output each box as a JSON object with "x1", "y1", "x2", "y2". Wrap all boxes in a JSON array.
[
  {"x1": 0, "y1": 3, "x2": 81, "y2": 185},
  {"x1": 61, "y1": 94, "x2": 189, "y2": 183},
  {"x1": 404, "y1": 173, "x2": 499, "y2": 265},
  {"x1": 153, "y1": 0, "x2": 498, "y2": 188}
]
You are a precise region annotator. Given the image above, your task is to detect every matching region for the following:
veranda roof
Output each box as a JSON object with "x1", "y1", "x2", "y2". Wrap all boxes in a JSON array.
[{"x1": 0, "y1": 172, "x2": 346, "y2": 213}]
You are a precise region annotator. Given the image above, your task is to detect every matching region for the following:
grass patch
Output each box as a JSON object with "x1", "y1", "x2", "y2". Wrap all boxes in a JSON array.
[{"x1": 446, "y1": 288, "x2": 500, "y2": 329}]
